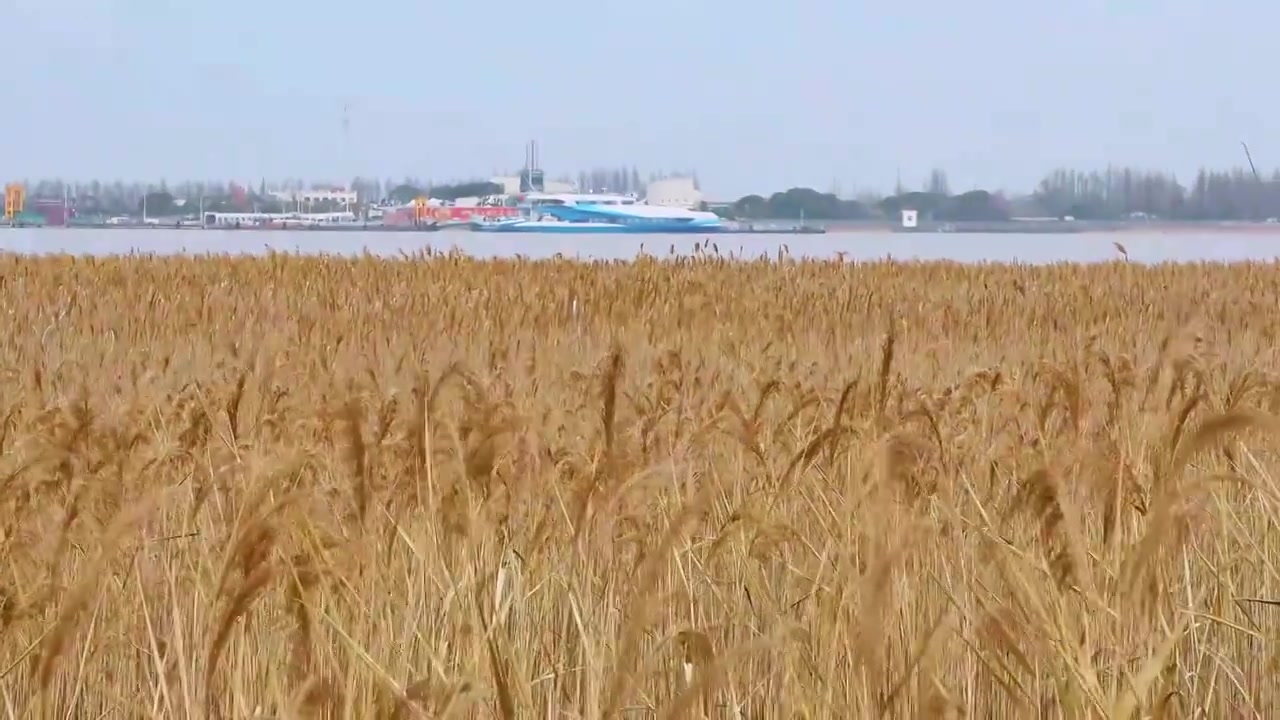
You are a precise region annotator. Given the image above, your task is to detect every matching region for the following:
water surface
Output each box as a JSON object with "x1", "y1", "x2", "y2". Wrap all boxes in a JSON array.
[{"x1": 3, "y1": 229, "x2": 1280, "y2": 264}]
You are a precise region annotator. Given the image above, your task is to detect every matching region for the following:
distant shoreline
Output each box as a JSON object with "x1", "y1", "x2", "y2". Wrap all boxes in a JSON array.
[
  {"x1": 4, "y1": 220, "x2": 1280, "y2": 235},
  {"x1": 1112, "y1": 223, "x2": 1280, "y2": 234},
  {"x1": 813, "y1": 221, "x2": 1280, "y2": 235}
]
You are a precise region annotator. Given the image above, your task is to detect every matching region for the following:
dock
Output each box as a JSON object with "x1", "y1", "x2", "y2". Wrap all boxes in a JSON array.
[{"x1": 720, "y1": 222, "x2": 827, "y2": 235}]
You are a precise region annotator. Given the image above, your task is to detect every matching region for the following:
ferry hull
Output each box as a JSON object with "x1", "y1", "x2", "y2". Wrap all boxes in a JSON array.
[
  {"x1": 538, "y1": 204, "x2": 723, "y2": 233},
  {"x1": 473, "y1": 221, "x2": 722, "y2": 234}
]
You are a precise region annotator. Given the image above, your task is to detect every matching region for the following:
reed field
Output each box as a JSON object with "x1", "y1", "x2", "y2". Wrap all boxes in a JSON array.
[{"x1": 3, "y1": 249, "x2": 1280, "y2": 718}]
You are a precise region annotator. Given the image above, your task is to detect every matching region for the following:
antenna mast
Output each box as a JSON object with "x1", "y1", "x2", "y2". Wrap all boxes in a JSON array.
[
  {"x1": 1242, "y1": 141, "x2": 1260, "y2": 182},
  {"x1": 1242, "y1": 141, "x2": 1263, "y2": 220}
]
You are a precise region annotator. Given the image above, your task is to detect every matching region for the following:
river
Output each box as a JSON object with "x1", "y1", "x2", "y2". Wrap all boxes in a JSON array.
[{"x1": 3, "y1": 228, "x2": 1280, "y2": 264}]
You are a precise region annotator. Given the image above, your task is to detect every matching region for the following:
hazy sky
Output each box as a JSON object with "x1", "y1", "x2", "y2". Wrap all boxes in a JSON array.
[{"x1": 2, "y1": 0, "x2": 1274, "y2": 198}]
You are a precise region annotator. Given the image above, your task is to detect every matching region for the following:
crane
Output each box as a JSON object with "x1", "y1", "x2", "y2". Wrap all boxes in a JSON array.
[{"x1": 3, "y1": 183, "x2": 24, "y2": 221}]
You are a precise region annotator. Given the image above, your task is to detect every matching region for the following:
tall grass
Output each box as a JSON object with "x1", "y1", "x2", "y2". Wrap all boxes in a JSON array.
[{"x1": 0, "y1": 250, "x2": 1279, "y2": 717}]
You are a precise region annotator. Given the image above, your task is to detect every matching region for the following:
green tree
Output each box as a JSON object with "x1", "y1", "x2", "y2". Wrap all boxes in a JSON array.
[
  {"x1": 387, "y1": 184, "x2": 423, "y2": 204},
  {"x1": 730, "y1": 188, "x2": 870, "y2": 220},
  {"x1": 138, "y1": 191, "x2": 177, "y2": 216}
]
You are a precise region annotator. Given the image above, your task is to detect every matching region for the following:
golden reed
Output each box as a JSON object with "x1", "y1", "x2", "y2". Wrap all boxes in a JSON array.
[{"x1": 0, "y1": 250, "x2": 1277, "y2": 718}]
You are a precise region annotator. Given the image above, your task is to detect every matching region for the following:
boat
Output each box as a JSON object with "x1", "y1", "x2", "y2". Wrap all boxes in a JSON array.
[
  {"x1": 0, "y1": 212, "x2": 47, "y2": 228},
  {"x1": 472, "y1": 192, "x2": 725, "y2": 233},
  {"x1": 474, "y1": 217, "x2": 633, "y2": 233}
]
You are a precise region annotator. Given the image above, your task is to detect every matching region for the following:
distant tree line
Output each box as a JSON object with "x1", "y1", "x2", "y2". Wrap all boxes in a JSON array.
[
  {"x1": 17, "y1": 163, "x2": 1280, "y2": 221},
  {"x1": 724, "y1": 186, "x2": 1010, "y2": 222},
  {"x1": 573, "y1": 167, "x2": 700, "y2": 195},
  {"x1": 723, "y1": 165, "x2": 1280, "y2": 222},
  {"x1": 382, "y1": 181, "x2": 506, "y2": 204},
  {"x1": 1025, "y1": 167, "x2": 1280, "y2": 220}
]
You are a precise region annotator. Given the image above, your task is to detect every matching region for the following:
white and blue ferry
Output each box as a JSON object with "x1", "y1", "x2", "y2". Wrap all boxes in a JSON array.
[{"x1": 472, "y1": 192, "x2": 724, "y2": 234}]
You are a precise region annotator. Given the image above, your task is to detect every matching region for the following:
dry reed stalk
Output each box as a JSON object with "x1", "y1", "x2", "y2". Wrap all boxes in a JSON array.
[
  {"x1": 35, "y1": 493, "x2": 160, "y2": 692},
  {"x1": 1, "y1": 254, "x2": 1280, "y2": 716}
]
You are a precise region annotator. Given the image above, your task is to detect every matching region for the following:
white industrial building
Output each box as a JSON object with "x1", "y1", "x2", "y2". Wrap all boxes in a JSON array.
[{"x1": 644, "y1": 177, "x2": 702, "y2": 209}]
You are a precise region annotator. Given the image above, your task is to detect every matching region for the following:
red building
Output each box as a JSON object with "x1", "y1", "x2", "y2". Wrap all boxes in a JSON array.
[
  {"x1": 382, "y1": 205, "x2": 519, "y2": 227},
  {"x1": 31, "y1": 198, "x2": 69, "y2": 226}
]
